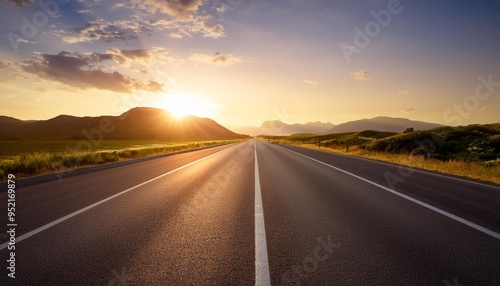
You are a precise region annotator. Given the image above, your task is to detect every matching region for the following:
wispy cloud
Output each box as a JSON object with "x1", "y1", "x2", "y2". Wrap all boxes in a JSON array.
[
  {"x1": 190, "y1": 52, "x2": 244, "y2": 65},
  {"x1": 130, "y1": 0, "x2": 202, "y2": 19},
  {"x1": 150, "y1": 17, "x2": 225, "y2": 39},
  {"x1": 402, "y1": 107, "x2": 415, "y2": 113},
  {"x1": 398, "y1": 90, "x2": 409, "y2": 95},
  {"x1": 351, "y1": 70, "x2": 371, "y2": 80},
  {"x1": 304, "y1": 80, "x2": 318, "y2": 86},
  {"x1": 0, "y1": 60, "x2": 10, "y2": 69},
  {"x1": 0, "y1": 59, "x2": 28, "y2": 82},
  {"x1": 107, "y1": 49, "x2": 151, "y2": 66},
  {"x1": 200, "y1": 22, "x2": 225, "y2": 38}
]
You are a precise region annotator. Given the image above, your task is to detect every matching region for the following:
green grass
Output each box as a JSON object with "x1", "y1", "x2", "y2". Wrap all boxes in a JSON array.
[
  {"x1": 0, "y1": 139, "x2": 247, "y2": 180},
  {"x1": 258, "y1": 124, "x2": 500, "y2": 185}
]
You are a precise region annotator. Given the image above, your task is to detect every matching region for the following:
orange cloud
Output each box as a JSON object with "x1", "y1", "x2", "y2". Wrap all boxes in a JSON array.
[{"x1": 351, "y1": 70, "x2": 371, "y2": 80}]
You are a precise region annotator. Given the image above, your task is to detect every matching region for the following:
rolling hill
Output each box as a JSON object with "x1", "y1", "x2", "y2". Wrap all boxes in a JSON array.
[
  {"x1": 324, "y1": 116, "x2": 443, "y2": 133},
  {"x1": 0, "y1": 107, "x2": 249, "y2": 141}
]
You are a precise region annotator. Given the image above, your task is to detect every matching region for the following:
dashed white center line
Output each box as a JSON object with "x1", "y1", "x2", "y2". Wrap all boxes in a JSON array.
[{"x1": 254, "y1": 140, "x2": 271, "y2": 286}]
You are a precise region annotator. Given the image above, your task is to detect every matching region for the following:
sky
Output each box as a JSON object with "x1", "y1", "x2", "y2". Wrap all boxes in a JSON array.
[{"x1": 0, "y1": 0, "x2": 499, "y2": 127}]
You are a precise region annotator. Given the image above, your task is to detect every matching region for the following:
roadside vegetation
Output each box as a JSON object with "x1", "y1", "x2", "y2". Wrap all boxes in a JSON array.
[
  {"x1": 259, "y1": 124, "x2": 500, "y2": 185},
  {"x1": 0, "y1": 139, "x2": 247, "y2": 180}
]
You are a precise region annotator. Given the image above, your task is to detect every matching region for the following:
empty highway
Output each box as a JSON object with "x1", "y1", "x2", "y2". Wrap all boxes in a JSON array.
[{"x1": 1, "y1": 140, "x2": 499, "y2": 285}]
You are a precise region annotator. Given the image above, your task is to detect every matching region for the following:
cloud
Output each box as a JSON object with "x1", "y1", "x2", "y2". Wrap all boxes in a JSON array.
[
  {"x1": 213, "y1": 2, "x2": 231, "y2": 16},
  {"x1": 201, "y1": 22, "x2": 225, "y2": 38},
  {"x1": 0, "y1": 60, "x2": 10, "y2": 69},
  {"x1": 304, "y1": 80, "x2": 318, "y2": 86},
  {"x1": 21, "y1": 51, "x2": 162, "y2": 93},
  {"x1": 351, "y1": 70, "x2": 371, "y2": 80},
  {"x1": 150, "y1": 46, "x2": 177, "y2": 63},
  {"x1": 130, "y1": 0, "x2": 202, "y2": 18},
  {"x1": 149, "y1": 17, "x2": 225, "y2": 39},
  {"x1": 144, "y1": 81, "x2": 163, "y2": 92},
  {"x1": 398, "y1": 90, "x2": 409, "y2": 95},
  {"x1": 190, "y1": 52, "x2": 243, "y2": 65},
  {"x1": 402, "y1": 107, "x2": 415, "y2": 113},
  {"x1": 59, "y1": 21, "x2": 139, "y2": 44},
  {"x1": 107, "y1": 49, "x2": 151, "y2": 66},
  {"x1": 6, "y1": 0, "x2": 33, "y2": 6},
  {"x1": 61, "y1": 15, "x2": 225, "y2": 43},
  {"x1": 0, "y1": 60, "x2": 23, "y2": 82}
]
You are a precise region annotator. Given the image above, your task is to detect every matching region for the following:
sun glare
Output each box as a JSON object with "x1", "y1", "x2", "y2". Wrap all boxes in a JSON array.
[{"x1": 160, "y1": 92, "x2": 215, "y2": 118}]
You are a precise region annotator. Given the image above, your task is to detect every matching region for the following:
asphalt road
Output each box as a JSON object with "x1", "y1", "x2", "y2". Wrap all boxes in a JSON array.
[{"x1": 1, "y1": 140, "x2": 499, "y2": 285}]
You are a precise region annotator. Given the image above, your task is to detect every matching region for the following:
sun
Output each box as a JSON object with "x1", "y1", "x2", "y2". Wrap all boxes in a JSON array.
[{"x1": 160, "y1": 92, "x2": 215, "y2": 118}]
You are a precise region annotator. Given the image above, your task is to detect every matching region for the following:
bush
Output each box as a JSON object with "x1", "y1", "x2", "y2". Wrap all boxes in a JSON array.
[
  {"x1": 488, "y1": 135, "x2": 500, "y2": 151},
  {"x1": 485, "y1": 159, "x2": 500, "y2": 168}
]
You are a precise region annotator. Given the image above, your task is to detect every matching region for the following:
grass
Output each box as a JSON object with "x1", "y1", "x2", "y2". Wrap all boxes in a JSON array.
[
  {"x1": 295, "y1": 143, "x2": 500, "y2": 185},
  {"x1": 258, "y1": 125, "x2": 500, "y2": 185},
  {"x1": 0, "y1": 139, "x2": 247, "y2": 180},
  {"x1": 0, "y1": 140, "x2": 218, "y2": 157}
]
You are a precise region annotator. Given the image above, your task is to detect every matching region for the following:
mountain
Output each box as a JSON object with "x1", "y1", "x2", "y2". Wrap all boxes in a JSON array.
[
  {"x1": 0, "y1": 116, "x2": 23, "y2": 125},
  {"x1": 232, "y1": 120, "x2": 336, "y2": 136},
  {"x1": 0, "y1": 116, "x2": 25, "y2": 139},
  {"x1": 0, "y1": 107, "x2": 249, "y2": 141},
  {"x1": 324, "y1": 116, "x2": 444, "y2": 134}
]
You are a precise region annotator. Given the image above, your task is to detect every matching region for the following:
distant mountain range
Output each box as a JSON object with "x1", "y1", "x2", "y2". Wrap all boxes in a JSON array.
[
  {"x1": 324, "y1": 116, "x2": 444, "y2": 133},
  {"x1": 231, "y1": 121, "x2": 336, "y2": 136},
  {"x1": 232, "y1": 116, "x2": 443, "y2": 136},
  {"x1": 0, "y1": 107, "x2": 249, "y2": 141},
  {"x1": 0, "y1": 110, "x2": 446, "y2": 140}
]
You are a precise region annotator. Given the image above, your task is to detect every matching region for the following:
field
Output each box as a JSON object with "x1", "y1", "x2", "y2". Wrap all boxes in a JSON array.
[
  {"x1": 0, "y1": 139, "x2": 247, "y2": 180},
  {"x1": 259, "y1": 124, "x2": 500, "y2": 185},
  {"x1": 298, "y1": 143, "x2": 500, "y2": 185}
]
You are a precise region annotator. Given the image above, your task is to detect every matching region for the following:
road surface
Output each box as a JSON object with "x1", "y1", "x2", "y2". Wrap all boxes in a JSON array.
[{"x1": 1, "y1": 140, "x2": 499, "y2": 285}]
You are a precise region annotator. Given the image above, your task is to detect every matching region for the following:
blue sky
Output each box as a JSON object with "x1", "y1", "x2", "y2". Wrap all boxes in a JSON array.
[{"x1": 0, "y1": 0, "x2": 499, "y2": 127}]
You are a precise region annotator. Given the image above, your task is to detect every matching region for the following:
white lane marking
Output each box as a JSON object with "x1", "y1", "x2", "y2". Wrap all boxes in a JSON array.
[
  {"x1": 0, "y1": 146, "x2": 234, "y2": 250},
  {"x1": 254, "y1": 140, "x2": 271, "y2": 286},
  {"x1": 275, "y1": 144, "x2": 500, "y2": 240},
  {"x1": 295, "y1": 145, "x2": 500, "y2": 190}
]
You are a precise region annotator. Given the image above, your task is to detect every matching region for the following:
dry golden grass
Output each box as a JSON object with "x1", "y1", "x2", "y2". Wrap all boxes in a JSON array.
[{"x1": 299, "y1": 144, "x2": 500, "y2": 185}]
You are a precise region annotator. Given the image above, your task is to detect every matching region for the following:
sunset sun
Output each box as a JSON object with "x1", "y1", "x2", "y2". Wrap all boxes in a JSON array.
[{"x1": 160, "y1": 92, "x2": 215, "y2": 118}]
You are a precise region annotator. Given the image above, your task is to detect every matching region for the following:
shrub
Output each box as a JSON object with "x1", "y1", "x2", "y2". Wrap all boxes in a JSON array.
[{"x1": 485, "y1": 159, "x2": 500, "y2": 168}]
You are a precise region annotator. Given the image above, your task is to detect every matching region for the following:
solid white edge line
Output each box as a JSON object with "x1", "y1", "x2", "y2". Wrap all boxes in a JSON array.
[
  {"x1": 254, "y1": 140, "x2": 271, "y2": 286},
  {"x1": 295, "y1": 144, "x2": 500, "y2": 190},
  {"x1": 0, "y1": 145, "x2": 233, "y2": 251},
  {"x1": 275, "y1": 144, "x2": 500, "y2": 240}
]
